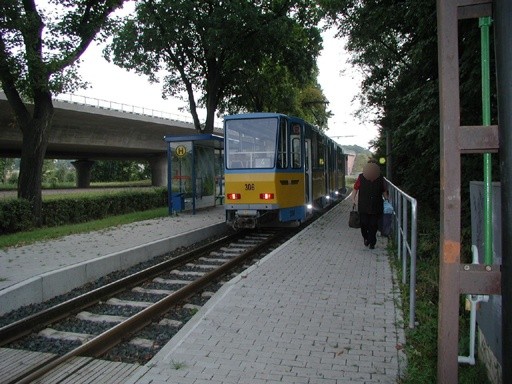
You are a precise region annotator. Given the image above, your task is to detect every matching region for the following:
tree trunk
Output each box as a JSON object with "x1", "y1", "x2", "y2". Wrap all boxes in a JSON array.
[
  {"x1": 17, "y1": 96, "x2": 54, "y2": 226},
  {"x1": 201, "y1": 61, "x2": 222, "y2": 134},
  {"x1": 186, "y1": 90, "x2": 202, "y2": 132},
  {"x1": 203, "y1": 107, "x2": 215, "y2": 134}
]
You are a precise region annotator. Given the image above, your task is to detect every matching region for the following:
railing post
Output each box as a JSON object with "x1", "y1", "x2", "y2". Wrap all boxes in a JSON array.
[
  {"x1": 397, "y1": 195, "x2": 403, "y2": 262},
  {"x1": 409, "y1": 200, "x2": 418, "y2": 328},
  {"x1": 402, "y1": 195, "x2": 408, "y2": 285}
]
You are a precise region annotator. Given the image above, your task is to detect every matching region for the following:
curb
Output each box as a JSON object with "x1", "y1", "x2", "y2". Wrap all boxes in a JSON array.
[{"x1": 0, "y1": 223, "x2": 230, "y2": 316}]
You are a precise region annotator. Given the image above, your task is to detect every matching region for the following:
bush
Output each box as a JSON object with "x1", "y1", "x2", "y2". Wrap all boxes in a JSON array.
[
  {"x1": 0, "y1": 188, "x2": 168, "y2": 234},
  {"x1": 0, "y1": 199, "x2": 34, "y2": 234}
]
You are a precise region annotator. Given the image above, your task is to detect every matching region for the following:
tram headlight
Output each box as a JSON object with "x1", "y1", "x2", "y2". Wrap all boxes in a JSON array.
[{"x1": 307, "y1": 204, "x2": 313, "y2": 210}]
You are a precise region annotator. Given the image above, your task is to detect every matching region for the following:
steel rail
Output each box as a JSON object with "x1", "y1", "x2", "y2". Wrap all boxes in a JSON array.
[
  {"x1": 11, "y1": 230, "x2": 282, "y2": 384},
  {"x1": 0, "y1": 231, "x2": 244, "y2": 347}
]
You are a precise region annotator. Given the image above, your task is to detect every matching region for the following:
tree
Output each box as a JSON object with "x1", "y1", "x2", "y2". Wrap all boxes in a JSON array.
[
  {"x1": 318, "y1": 0, "x2": 440, "y2": 205},
  {"x1": 0, "y1": 0, "x2": 126, "y2": 224},
  {"x1": 319, "y1": 0, "x2": 498, "y2": 212},
  {"x1": 106, "y1": 0, "x2": 323, "y2": 133},
  {"x1": 0, "y1": 158, "x2": 15, "y2": 183},
  {"x1": 297, "y1": 84, "x2": 332, "y2": 129},
  {"x1": 220, "y1": 58, "x2": 332, "y2": 129},
  {"x1": 92, "y1": 160, "x2": 150, "y2": 182}
]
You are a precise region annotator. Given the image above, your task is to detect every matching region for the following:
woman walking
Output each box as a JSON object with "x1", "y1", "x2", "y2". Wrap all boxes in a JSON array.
[{"x1": 351, "y1": 160, "x2": 388, "y2": 249}]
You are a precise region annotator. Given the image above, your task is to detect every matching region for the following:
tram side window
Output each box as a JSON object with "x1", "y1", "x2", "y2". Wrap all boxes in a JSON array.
[
  {"x1": 337, "y1": 148, "x2": 345, "y2": 173},
  {"x1": 277, "y1": 119, "x2": 288, "y2": 169},
  {"x1": 328, "y1": 143, "x2": 334, "y2": 172},
  {"x1": 290, "y1": 123, "x2": 301, "y2": 169},
  {"x1": 317, "y1": 137, "x2": 325, "y2": 167},
  {"x1": 311, "y1": 132, "x2": 318, "y2": 168},
  {"x1": 291, "y1": 137, "x2": 301, "y2": 168}
]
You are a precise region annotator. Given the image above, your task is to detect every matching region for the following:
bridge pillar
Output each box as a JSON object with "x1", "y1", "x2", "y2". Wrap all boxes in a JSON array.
[
  {"x1": 149, "y1": 155, "x2": 167, "y2": 187},
  {"x1": 71, "y1": 160, "x2": 95, "y2": 188}
]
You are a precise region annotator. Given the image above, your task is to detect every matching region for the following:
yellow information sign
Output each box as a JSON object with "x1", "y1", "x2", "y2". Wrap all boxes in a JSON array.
[{"x1": 175, "y1": 145, "x2": 187, "y2": 158}]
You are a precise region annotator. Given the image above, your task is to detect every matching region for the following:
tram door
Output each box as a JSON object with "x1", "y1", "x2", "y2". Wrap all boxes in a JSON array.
[{"x1": 305, "y1": 139, "x2": 313, "y2": 204}]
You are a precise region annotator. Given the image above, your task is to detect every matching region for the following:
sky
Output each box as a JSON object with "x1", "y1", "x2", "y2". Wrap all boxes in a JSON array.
[
  {"x1": 73, "y1": 26, "x2": 379, "y2": 149},
  {"x1": 316, "y1": 28, "x2": 379, "y2": 148}
]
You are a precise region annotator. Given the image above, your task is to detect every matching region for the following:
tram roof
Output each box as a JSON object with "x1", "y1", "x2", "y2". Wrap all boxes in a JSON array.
[
  {"x1": 223, "y1": 112, "x2": 289, "y2": 120},
  {"x1": 223, "y1": 113, "x2": 343, "y2": 149}
]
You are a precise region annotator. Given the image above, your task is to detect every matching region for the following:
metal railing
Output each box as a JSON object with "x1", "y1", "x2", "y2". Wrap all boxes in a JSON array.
[
  {"x1": 54, "y1": 93, "x2": 224, "y2": 131},
  {"x1": 55, "y1": 93, "x2": 193, "y2": 122},
  {"x1": 386, "y1": 177, "x2": 418, "y2": 329}
]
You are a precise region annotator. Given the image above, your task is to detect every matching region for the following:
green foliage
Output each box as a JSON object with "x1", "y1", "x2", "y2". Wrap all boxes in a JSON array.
[
  {"x1": 1, "y1": 158, "x2": 153, "y2": 187},
  {"x1": 297, "y1": 84, "x2": 332, "y2": 129},
  {"x1": 0, "y1": 188, "x2": 167, "y2": 234},
  {"x1": 0, "y1": 159, "x2": 16, "y2": 183},
  {"x1": 395, "y1": 250, "x2": 492, "y2": 384},
  {"x1": 0, "y1": 198, "x2": 34, "y2": 234},
  {"x1": 0, "y1": 207, "x2": 169, "y2": 249},
  {"x1": 353, "y1": 153, "x2": 373, "y2": 175},
  {"x1": 170, "y1": 360, "x2": 187, "y2": 370},
  {"x1": 320, "y1": 0, "x2": 498, "y2": 383},
  {"x1": 0, "y1": 0, "x2": 128, "y2": 223},
  {"x1": 0, "y1": 0, "x2": 125, "y2": 98},
  {"x1": 92, "y1": 160, "x2": 151, "y2": 182},
  {"x1": 342, "y1": 144, "x2": 372, "y2": 154},
  {"x1": 202, "y1": 175, "x2": 215, "y2": 196},
  {"x1": 106, "y1": 0, "x2": 323, "y2": 132},
  {"x1": 41, "y1": 189, "x2": 167, "y2": 227},
  {"x1": 319, "y1": 0, "x2": 498, "y2": 215},
  {"x1": 42, "y1": 159, "x2": 76, "y2": 187},
  {"x1": 220, "y1": 59, "x2": 331, "y2": 129},
  {"x1": 390, "y1": 207, "x2": 492, "y2": 384}
]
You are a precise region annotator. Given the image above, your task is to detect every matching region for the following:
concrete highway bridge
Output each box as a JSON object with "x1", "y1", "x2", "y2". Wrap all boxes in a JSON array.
[{"x1": 0, "y1": 92, "x2": 219, "y2": 187}]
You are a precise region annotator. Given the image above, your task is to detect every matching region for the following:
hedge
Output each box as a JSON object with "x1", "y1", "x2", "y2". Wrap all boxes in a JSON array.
[{"x1": 0, "y1": 188, "x2": 167, "y2": 234}]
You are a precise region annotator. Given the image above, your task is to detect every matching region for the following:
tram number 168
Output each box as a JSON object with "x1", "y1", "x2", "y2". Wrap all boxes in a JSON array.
[{"x1": 245, "y1": 183, "x2": 255, "y2": 191}]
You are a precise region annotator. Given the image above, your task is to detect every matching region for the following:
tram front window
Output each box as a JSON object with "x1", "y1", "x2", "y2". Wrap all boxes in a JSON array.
[{"x1": 226, "y1": 118, "x2": 278, "y2": 169}]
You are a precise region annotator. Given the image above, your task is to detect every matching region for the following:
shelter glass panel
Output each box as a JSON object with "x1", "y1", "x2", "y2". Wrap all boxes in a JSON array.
[
  {"x1": 170, "y1": 141, "x2": 193, "y2": 195},
  {"x1": 195, "y1": 145, "x2": 216, "y2": 199}
]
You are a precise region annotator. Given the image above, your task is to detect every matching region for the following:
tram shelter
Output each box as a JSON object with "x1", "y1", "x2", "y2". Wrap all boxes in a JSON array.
[{"x1": 164, "y1": 134, "x2": 224, "y2": 215}]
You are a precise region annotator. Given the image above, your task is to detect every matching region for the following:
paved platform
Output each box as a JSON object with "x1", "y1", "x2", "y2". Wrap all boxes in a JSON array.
[
  {"x1": 0, "y1": 206, "x2": 228, "y2": 315},
  {"x1": 126, "y1": 200, "x2": 407, "y2": 383}
]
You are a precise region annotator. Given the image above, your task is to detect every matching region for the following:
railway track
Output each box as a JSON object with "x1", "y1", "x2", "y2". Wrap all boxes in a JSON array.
[{"x1": 0, "y1": 229, "x2": 294, "y2": 384}]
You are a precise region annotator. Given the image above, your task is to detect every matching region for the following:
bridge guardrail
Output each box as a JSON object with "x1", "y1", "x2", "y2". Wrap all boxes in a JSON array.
[
  {"x1": 386, "y1": 177, "x2": 418, "y2": 329},
  {"x1": 54, "y1": 93, "x2": 223, "y2": 131},
  {"x1": 55, "y1": 93, "x2": 192, "y2": 122}
]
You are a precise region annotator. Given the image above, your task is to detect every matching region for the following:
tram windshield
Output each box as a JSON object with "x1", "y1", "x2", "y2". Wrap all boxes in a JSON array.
[{"x1": 225, "y1": 117, "x2": 277, "y2": 169}]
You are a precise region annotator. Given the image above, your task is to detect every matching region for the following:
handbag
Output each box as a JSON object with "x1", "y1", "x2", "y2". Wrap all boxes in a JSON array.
[{"x1": 349, "y1": 204, "x2": 360, "y2": 228}]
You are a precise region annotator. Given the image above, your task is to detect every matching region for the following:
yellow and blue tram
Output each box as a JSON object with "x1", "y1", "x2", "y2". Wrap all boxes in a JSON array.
[{"x1": 224, "y1": 113, "x2": 347, "y2": 229}]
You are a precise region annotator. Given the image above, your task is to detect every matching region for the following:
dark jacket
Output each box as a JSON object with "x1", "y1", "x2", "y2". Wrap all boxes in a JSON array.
[{"x1": 357, "y1": 174, "x2": 386, "y2": 215}]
